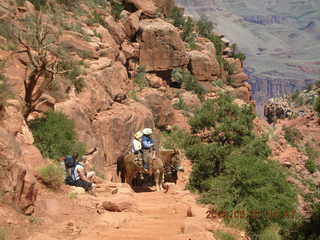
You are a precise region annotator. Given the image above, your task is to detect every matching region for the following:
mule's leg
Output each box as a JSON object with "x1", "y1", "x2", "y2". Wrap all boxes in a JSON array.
[
  {"x1": 154, "y1": 170, "x2": 161, "y2": 192},
  {"x1": 160, "y1": 171, "x2": 164, "y2": 191}
]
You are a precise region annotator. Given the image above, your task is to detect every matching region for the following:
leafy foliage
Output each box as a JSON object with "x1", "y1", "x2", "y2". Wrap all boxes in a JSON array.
[
  {"x1": 134, "y1": 66, "x2": 148, "y2": 89},
  {"x1": 60, "y1": 60, "x2": 86, "y2": 93},
  {"x1": 304, "y1": 143, "x2": 319, "y2": 174},
  {"x1": 214, "y1": 230, "x2": 235, "y2": 240},
  {"x1": 313, "y1": 96, "x2": 320, "y2": 116},
  {"x1": 259, "y1": 224, "x2": 282, "y2": 240},
  {"x1": 169, "y1": 93, "x2": 298, "y2": 236},
  {"x1": 29, "y1": 111, "x2": 86, "y2": 160},
  {"x1": 171, "y1": 68, "x2": 206, "y2": 97},
  {"x1": 173, "y1": 96, "x2": 189, "y2": 111},
  {"x1": 38, "y1": 163, "x2": 64, "y2": 189},
  {"x1": 111, "y1": 0, "x2": 125, "y2": 21},
  {"x1": 283, "y1": 126, "x2": 303, "y2": 147}
]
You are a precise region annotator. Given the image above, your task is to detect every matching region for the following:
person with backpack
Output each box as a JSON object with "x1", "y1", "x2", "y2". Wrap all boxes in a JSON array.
[
  {"x1": 61, "y1": 153, "x2": 95, "y2": 193},
  {"x1": 141, "y1": 128, "x2": 155, "y2": 174},
  {"x1": 132, "y1": 131, "x2": 144, "y2": 167}
]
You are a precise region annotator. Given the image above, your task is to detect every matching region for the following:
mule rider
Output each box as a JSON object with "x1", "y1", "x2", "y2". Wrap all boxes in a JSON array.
[
  {"x1": 142, "y1": 128, "x2": 155, "y2": 174},
  {"x1": 132, "y1": 131, "x2": 144, "y2": 168}
]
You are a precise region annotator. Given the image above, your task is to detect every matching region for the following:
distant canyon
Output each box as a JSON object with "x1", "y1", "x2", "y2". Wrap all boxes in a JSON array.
[{"x1": 176, "y1": 0, "x2": 320, "y2": 115}]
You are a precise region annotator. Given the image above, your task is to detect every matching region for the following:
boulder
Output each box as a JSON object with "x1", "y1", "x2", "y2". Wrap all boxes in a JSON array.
[
  {"x1": 121, "y1": 41, "x2": 139, "y2": 59},
  {"x1": 60, "y1": 32, "x2": 97, "y2": 59},
  {"x1": 224, "y1": 57, "x2": 242, "y2": 74},
  {"x1": 189, "y1": 50, "x2": 220, "y2": 81},
  {"x1": 104, "y1": 15, "x2": 127, "y2": 44},
  {"x1": 126, "y1": 0, "x2": 158, "y2": 17},
  {"x1": 180, "y1": 91, "x2": 201, "y2": 109},
  {"x1": 121, "y1": 10, "x2": 142, "y2": 39},
  {"x1": 189, "y1": 38, "x2": 220, "y2": 81},
  {"x1": 139, "y1": 88, "x2": 174, "y2": 127},
  {"x1": 229, "y1": 72, "x2": 249, "y2": 88},
  {"x1": 92, "y1": 101, "x2": 153, "y2": 167},
  {"x1": 102, "y1": 195, "x2": 137, "y2": 212},
  {"x1": 139, "y1": 18, "x2": 188, "y2": 71},
  {"x1": 233, "y1": 86, "x2": 252, "y2": 103},
  {"x1": 153, "y1": 0, "x2": 175, "y2": 16},
  {"x1": 0, "y1": 127, "x2": 38, "y2": 215},
  {"x1": 95, "y1": 61, "x2": 132, "y2": 101},
  {"x1": 146, "y1": 73, "x2": 167, "y2": 88}
]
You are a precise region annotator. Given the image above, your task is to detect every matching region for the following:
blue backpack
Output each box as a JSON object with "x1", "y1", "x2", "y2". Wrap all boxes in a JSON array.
[{"x1": 64, "y1": 155, "x2": 77, "y2": 169}]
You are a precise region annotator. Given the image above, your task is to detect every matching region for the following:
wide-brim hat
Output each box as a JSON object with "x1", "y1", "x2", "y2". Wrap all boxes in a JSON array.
[
  {"x1": 143, "y1": 128, "x2": 153, "y2": 135},
  {"x1": 135, "y1": 131, "x2": 143, "y2": 139}
]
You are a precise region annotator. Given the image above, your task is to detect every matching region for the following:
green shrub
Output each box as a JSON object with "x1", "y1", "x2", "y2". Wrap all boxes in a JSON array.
[
  {"x1": 259, "y1": 224, "x2": 282, "y2": 240},
  {"x1": 111, "y1": 0, "x2": 124, "y2": 21},
  {"x1": 0, "y1": 70, "x2": 13, "y2": 104},
  {"x1": 38, "y1": 163, "x2": 64, "y2": 189},
  {"x1": 134, "y1": 66, "x2": 148, "y2": 89},
  {"x1": 161, "y1": 127, "x2": 200, "y2": 150},
  {"x1": 313, "y1": 96, "x2": 320, "y2": 116},
  {"x1": 304, "y1": 143, "x2": 319, "y2": 173},
  {"x1": 16, "y1": 0, "x2": 26, "y2": 6},
  {"x1": 0, "y1": 20, "x2": 15, "y2": 40},
  {"x1": 171, "y1": 68, "x2": 206, "y2": 97},
  {"x1": 214, "y1": 230, "x2": 235, "y2": 240},
  {"x1": 182, "y1": 17, "x2": 197, "y2": 49},
  {"x1": 86, "y1": 10, "x2": 106, "y2": 26},
  {"x1": 283, "y1": 126, "x2": 303, "y2": 147},
  {"x1": 196, "y1": 15, "x2": 214, "y2": 38},
  {"x1": 184, "y1": 93, "x2": 297, "y2": 236},
  {"x1": 28, "y1": 0, "x2": 48, "y2": 10},
  {"x1": 0, "y1": 227, "x2": 6, "y2": 240},
  {"x1": 189, "y1": 94, "x2": 255, "y2": 145},
  {"x1": 169, "y1": 7, "x2": 185, "y2": 29},
  {"x1": 173, "y1": 96, "x2": 189, "y2": 111},
  {"x1": 233, "y1": 52, "x2": 246, "y2": 62},
  {"x1": 29, "y1": 111, "x2": 86, "y2": 159},
  {"x1": 305, "y1": 159, "x2": 317, "y2": 174},
  {"x1": 60, "y1": 60, "x2": 86, "y2": 93}
]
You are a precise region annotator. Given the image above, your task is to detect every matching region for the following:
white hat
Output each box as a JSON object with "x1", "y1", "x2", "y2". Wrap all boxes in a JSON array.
[
  {"x1": 143, "y1": 128, "x2": 153, "y2": 135},
  {"x1": 134, "y1": 131, "x2": 143, "y2": 139}
]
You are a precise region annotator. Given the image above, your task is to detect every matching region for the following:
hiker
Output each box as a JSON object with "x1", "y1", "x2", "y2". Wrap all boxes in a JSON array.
[
  {"x1": 132, "y1": 131, "x2": 144, "y2": 167},
  {"x1": 61, "y1": 153, "x2": 95, "y2": 193},
  {"x1": 141, "y1": 128, "x2": 155, "y2": 174}
]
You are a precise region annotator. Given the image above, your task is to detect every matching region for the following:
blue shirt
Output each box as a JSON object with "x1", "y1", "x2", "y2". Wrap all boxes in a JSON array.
[{"x1": 142, "y1": 135, "x2": 154, "y2": 149}]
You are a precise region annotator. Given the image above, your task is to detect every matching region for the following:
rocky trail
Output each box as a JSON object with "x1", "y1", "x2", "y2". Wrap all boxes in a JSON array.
[{"x1": 12, "y1": 159, "x2": 243, "y2": 240}]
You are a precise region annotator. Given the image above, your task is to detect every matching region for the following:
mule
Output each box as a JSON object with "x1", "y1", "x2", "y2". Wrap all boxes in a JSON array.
[{"x1": 120, "y1": 149, "x2": 181, "y2": 191}]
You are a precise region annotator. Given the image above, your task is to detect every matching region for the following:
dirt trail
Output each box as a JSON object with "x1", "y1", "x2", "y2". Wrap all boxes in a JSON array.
[{"x1": 22, "y1": 160, "x2": 243, "y2": 240}]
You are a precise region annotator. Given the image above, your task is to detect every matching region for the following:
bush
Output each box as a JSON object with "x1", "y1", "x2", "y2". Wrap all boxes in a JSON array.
[
  {"x1": 134, "y1": 66, "x2": 148, "y2": 89},
  {"x1": 29, "y1": 111, "x2": 86, "y2": 159},
  {"x1": 304, "y1": 143, "x2": 319, "y2": 173},
  {"x1": 313, "y1": 96, "x2": 320, "y2": 116},
  {"x1": 214, "y1": 230, "x2": 235, "y2": 240},
  {"x1": 0, "y1": 227, "x2": 6, "y2": 240},
  {"x1": 259, "y1": 224, "x2": 282, "y2": 240},
  {"x1": 189, "y1": 94, "x2": 255, "y2": 146},
  {"x1": 38, "y1": 163, "x2": 64, "y2": 189},
  {"x1": 111, "y1": 0, "x2": 124, "y2": 21},
  {"x1": 283, "y1": 126, "x2": 303, "y2": 147},
  {"x1": 60, "y1": 60, "x2": 86, "y2": 93},
  {"x1": 173, "y1": 96, "x2": 189, "y2": 111},
  {"x1": 28, "y1": 0, "x2": 48, "y2": 10},
  {"x1": 0, "y1": 64, "x2": 12, "y2": 104},
  {"x1": 182, "y1": 17, "x2": 197, "y2": 49},
  {"x1": 169, "y1": 7, "x2": 185, "y2": 29},
  {"x1": 171, "y1": 68, "x2": 206, "y2": 97},
  {"x1": 196, "y1": 15, "x2": 214, "y2": 38},
  {"x1": 183, "y1": 93, "x2": 297, "y2": 237},
  {"x1": 161, "y1": 127, "x2": 200, "y2": 150}
]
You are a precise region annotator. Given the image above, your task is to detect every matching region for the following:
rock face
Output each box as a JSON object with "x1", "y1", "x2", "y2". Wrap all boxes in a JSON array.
[
  {"x1": 189, "y1": 38, "x2": 220, "y2": 81},
  {"x1": 139, "y1": 18, "x2": 189, "y2": 71},
  {"x1": 139, "y1": 88, "x2": 174, "y2": 128},
  {"x1": 126, "y1": 0, "x2": 158, "y2": 17}
]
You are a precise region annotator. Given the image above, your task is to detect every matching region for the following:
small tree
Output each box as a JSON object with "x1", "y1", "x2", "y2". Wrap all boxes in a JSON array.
[{"x1": 16, "y1": 14, "x2": 66, "y2": 119}]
